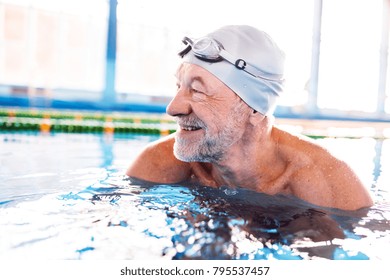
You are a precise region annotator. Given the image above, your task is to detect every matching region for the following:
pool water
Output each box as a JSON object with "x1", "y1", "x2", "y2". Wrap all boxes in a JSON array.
[{"x1": 0, "y1": 132, "x2": 389, "y2": 260}]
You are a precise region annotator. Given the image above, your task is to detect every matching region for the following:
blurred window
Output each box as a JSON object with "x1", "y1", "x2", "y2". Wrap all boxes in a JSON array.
[
  {"x1": 0, "y1": 0, "x2": 107, "y2": 91},
  {"x1": 318, "y1": 0, "x2": 382, "y2": 112}
]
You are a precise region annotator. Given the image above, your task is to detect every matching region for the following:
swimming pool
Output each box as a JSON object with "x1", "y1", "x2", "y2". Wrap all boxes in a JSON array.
[{"x1": 0, "y1": 131, "x2": 389, "y2": 260}]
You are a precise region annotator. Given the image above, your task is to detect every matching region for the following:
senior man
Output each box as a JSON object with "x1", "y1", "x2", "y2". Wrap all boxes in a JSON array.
[{"x1": 126, "y1": 25, "x2": 373, "y2": 211}]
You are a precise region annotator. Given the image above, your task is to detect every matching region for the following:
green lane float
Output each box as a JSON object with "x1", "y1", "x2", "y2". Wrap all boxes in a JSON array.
[{"x1": 0, "y1": 108, "x2": 176, "y2": 135}]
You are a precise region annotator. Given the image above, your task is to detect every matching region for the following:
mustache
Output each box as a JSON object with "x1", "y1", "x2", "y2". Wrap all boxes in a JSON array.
[{"x1": 174, "y1": 116, "x2": 206, "y2": 129}]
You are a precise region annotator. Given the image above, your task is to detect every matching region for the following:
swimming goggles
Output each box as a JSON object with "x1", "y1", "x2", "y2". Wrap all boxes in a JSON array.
[{"x1": 178, "y1": 36, "x2": 283, "y2": 82}]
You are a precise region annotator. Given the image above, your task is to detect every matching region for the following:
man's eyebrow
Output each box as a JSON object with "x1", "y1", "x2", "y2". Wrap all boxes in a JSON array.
[{"x1": 190, "y1": 76, "x2": 206, "y2": 85}]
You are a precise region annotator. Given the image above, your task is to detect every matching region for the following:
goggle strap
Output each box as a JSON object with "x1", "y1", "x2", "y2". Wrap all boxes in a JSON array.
[
  {"x1": 219, "y1": 49, "x2": 282, "y2": 82},
  {"x1": 178, "y1": 37, "x2": 193, "y2": 58}
]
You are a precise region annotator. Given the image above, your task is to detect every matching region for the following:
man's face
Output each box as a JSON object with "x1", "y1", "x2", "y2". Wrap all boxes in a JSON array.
[{"x1": 166, "y1": 63, "x2": 251, "y2": 163}]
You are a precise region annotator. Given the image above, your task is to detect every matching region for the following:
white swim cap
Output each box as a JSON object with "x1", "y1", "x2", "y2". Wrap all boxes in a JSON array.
[{"x1": 181, "y1": 25, "x2": 285, "y2": 115}]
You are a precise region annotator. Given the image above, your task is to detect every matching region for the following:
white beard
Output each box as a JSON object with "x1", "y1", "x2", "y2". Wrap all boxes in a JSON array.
[{"x1": 173, "y1": 102, "x2": 249, "y2": 163}]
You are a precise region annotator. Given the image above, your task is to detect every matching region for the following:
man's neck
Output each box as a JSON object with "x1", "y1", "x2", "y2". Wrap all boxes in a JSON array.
[{"x1": 208, "y1": 128, "x2": 282, "y2": 190}]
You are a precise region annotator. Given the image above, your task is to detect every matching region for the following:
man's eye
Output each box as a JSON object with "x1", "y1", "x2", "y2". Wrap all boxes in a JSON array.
[
  {"x1": 191, "y1": 88, "x2": 203, "y2": 94},
  {"x1": 190, "y1": 87, "x2": 207, "y2": 101}
]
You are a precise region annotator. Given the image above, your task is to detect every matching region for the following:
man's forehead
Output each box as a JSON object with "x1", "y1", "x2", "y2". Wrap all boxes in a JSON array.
[
  {"x1": 176, "y1": 63, "x2": 208, "y2": 76},
  {"x1": 175, "y1": 63, "x2": 222, "y2": 85}
]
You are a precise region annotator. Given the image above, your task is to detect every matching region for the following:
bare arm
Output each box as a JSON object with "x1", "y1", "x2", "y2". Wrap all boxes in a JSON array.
[{"x1": 126, "y1": 134, "x2": 192, "y2": 184}]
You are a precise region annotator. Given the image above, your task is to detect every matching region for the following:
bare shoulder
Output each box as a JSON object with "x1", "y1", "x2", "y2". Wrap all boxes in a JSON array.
[
  {"x1": 126, "y1": 133, "x2": 192, "y2": 183},
  {"x1": 273, "y1": 127, "x2": 373, "y2": 210}
]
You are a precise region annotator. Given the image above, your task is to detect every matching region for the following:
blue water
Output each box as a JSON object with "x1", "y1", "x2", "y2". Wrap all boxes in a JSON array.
[{"x1": 0, "y1": 132, "x2": 389, "y2": 260}]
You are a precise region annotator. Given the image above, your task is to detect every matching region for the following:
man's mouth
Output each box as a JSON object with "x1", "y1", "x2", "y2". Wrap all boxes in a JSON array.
[
  {"x1": 181, "y1": 125, "x2": 202, "y2": 131},
  {"x1": 176, "y1": 116, "x2": 205, "y2": 133}
]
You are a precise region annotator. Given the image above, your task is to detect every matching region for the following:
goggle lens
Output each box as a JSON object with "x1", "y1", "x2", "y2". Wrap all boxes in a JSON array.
[
  {"x1": 179, "y1": 36, "x2": 283, "y2": 82},
  {"x1": 192, "y1": 38, "x2": 221, "y2": 60}
]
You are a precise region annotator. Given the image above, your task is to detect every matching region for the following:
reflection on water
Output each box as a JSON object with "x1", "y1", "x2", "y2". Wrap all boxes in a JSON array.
[
  {"x1": 1, "y1": 175, "x2": 389, "y2": 260},
  {"x1": 0, "y1": 132, "x2": 389, "y2": 260},
  {"x1": 133, "y1": 183, "x2": 390, "y2": 260}
]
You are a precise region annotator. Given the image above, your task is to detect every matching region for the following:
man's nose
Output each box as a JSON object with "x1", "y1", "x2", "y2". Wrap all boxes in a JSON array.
[{"x1": 166, "y1": 90, "x2": 192, "y2": 117}]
